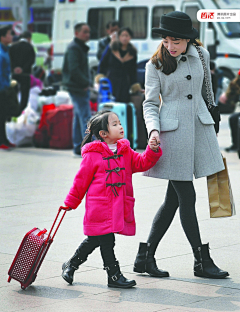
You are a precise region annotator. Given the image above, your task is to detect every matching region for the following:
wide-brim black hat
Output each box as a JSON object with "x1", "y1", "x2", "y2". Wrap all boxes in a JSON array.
[{"x1": 152, "y1": 11, "x2": 199, "y2": 40}]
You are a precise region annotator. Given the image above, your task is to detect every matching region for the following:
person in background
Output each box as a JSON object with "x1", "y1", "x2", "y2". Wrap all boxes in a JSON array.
[
  {"x1": 9, "y1": 30, "x2": 36, "y2": 113},
  {"x1": 218, "y1": 69, "x2": 240, "y2": 115},
  {"x1": 97, "y1": 20, "x2": 120, "y2": 61},
  {"x1": 223, "y1": 70, "x2": 240, "y2": 152},
  {"x1": 62, "y1": 22, "x2": 92, "y2": 156},
  {"x1": 98, "y1": 27, "x2": 141, "y2": 103},
  {"x1": 0, "y1": 25, "x2": 13, "y2": 150},
  {"x1": 225, "y1": 112, "x2": 240, "y2": 152}
]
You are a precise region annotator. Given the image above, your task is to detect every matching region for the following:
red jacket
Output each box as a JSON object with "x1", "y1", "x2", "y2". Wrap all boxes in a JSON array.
[{"x1": 64, "y1": 139, "x2": 162, "y2": 236}]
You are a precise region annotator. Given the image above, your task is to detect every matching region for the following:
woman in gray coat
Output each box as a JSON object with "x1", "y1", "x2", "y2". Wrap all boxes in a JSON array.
[{"x1": 134, "y1": 11, "x2": 229, "y2": 279}]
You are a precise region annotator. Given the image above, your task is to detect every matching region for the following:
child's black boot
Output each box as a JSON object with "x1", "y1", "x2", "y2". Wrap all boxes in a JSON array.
[
  {"x1": 105, "y1": 261, "x2": 136, "y2": 288},
  {"x1": 62, "y1": 252, "x2": 87, "y2": 285},
  {"x1": 62, "y1": 237, "x2": 99, "y2": 284}
]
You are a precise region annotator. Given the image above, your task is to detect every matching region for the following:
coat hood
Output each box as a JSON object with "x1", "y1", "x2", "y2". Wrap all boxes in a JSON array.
[{"x1": 81, "y1": 139, "x2": 130, "y2": 157}]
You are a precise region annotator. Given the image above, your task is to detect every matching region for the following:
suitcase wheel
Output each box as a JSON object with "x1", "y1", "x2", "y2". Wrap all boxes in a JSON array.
[{"x1": 21, "y1": 285, "x2": 26, "y2": 290}]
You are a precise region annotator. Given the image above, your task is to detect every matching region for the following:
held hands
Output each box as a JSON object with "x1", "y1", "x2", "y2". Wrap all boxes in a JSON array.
[{"x1": 148, "y1": 130, "x2": 160, "y2": 152}]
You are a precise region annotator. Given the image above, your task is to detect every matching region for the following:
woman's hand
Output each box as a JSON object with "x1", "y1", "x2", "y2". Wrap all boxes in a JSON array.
[
  {"x1": 110, "y1": 31, "x2": 118, "y2": 43},
  {"x1": 149, "y1": 130, "x2": 160, "y2": 152}
]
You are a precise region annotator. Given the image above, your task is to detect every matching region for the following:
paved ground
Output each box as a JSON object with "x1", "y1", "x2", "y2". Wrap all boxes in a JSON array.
[{"x1": 0, "y1": 113, "x2": 240, "y2": 312}]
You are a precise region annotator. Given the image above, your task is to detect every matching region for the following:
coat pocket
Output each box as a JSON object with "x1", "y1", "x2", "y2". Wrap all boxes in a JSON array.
[
  {"x1": 160, "y1": 118, "x2": 179, "y2": 132},
  {"x1": 198, "y1": 112, "x2": 215, "y2": 125},
  {"x1": 86, "y1": 196, "x2": 108, "y2": 223},
  {"x1": 124, "y1": 196, "x2": 135, "y2": 223}
]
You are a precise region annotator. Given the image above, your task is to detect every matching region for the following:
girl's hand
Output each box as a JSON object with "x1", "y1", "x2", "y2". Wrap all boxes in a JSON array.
[
  {"x1": 149, "y1": 137, "x2": 160, "y2": 152},
  {"x1": 60, "y1": 206, "x2": 72, "y2": 211},
  {"x1": 149, "y1": 130, "x2": 160, "y2": 152}
]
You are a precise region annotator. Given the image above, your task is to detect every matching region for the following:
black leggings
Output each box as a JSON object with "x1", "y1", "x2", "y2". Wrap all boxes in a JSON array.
[
  {"x1": 75, "y1": 233, "x2": 116, "y2": 267},
  {"x1": 147, "y1": 180, "x2": 202, "y2": 254}
]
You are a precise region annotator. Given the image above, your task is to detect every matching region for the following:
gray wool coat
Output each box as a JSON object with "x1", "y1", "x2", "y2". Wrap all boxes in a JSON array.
[{"x1": 143, "y1": 44, "x2": 224, "y2": 181}]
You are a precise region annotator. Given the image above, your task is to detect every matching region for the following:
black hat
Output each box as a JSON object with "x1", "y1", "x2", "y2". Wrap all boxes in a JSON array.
[{"x1": 152, "y1": 11, "x2": 198, "y2": 40}]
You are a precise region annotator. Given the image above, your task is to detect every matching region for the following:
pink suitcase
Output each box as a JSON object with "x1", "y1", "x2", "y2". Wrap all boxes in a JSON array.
[{"x1": 8, "y1": 207, "x2": 67, "y2": 290}]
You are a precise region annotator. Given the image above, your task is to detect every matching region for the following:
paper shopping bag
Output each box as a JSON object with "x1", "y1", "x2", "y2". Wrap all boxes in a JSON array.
[{"x1": 207, "y1": 157, "x2": 235, "y2": 218}]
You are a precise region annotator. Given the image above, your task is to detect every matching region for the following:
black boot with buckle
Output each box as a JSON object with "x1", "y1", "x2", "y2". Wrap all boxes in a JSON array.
[
  {"x1": 105, "y1": 261, "x2": 136, "y2": 288},
  {"x1": 193, "y1": 243, "x2": 229, "y2": 279},
  {"x1": 133, "y1": 242, "x2": 169, "y2": 277},
  {"x1": 62, "y1": 252, "x2": 87, "y2": 285}
]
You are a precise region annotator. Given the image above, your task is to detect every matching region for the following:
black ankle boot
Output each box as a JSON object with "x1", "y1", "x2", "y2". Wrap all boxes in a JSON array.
[
  {"x1": 62, "y1": 253, "x2": 86, "y2": 284},
  {"x1": 192, "y1": 243, "x2": 229, "y2": 279},
  {"x1": 105, "y1": 261, "x2": 136, "y2": 288},
  {"x1": 133, "y1": 242, "x2": 169, "y2": 277}
]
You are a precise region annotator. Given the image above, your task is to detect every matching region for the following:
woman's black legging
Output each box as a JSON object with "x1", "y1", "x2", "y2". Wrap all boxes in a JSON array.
[{"x1": 147, "y1": 180, "x2": 202, "y2": 255}]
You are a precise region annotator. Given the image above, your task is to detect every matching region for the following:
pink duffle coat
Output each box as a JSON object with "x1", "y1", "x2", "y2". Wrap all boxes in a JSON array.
[{"x1": 64, "y1": 139, "x2": 162, "y2": 236}]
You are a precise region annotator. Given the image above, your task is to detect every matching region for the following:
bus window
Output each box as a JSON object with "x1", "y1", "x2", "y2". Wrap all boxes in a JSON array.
[
  {"x1": 152, "y1": 6, "x2": 175, "y2": 39},
  {"x1": 119, "y1": 7, "x2": 148, "y2": 39},
  {"x1": 88, "y1": 8, "x2": 115, "y2": 39},
  {"x1": 184, "y1": 6, "x2": 200, "y2": 36}
]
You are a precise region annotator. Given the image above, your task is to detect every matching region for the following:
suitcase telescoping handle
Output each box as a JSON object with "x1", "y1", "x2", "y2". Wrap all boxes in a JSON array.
[{"x1": 46, "y1": 206, "x2": 70, "y2": 241}]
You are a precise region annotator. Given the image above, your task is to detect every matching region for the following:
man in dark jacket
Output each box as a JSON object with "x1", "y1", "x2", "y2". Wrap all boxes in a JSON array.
[
  {"x1": 9, "y1": 31, "x2": 35, "y2": 113},
  {"x1": 97, "y1": 20, "x2": 120, "y2": 61},
  {"x1": 62, "y1": 22, "x2": 91, "y2": 155},
  {"x1": 0, "y1": 25, "x2": 13, "y2": 149}
]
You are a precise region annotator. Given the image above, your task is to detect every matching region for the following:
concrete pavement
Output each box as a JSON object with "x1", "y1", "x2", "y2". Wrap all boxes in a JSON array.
[{"x1": 0, "y1": 113, "x2": 240, "y2": 312}]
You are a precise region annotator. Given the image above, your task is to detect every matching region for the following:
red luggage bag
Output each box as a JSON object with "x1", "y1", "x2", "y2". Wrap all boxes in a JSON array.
[
  {"x1": 46, "y1": 104, "x2": 73, "y2": 149},
  {"x1": 8, "y1": 207, "x2": 67, "y2": 290}
]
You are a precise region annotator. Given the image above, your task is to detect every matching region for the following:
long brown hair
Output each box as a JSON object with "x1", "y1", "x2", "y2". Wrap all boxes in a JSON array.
[{"x1": 151, "y1": 38, "x2": 203, "y2": 75}]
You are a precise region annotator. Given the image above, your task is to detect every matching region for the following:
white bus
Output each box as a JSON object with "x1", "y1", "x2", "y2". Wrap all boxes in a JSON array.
[{"x1": 52, "y1": 0, "x2": 240, "y2": 87}]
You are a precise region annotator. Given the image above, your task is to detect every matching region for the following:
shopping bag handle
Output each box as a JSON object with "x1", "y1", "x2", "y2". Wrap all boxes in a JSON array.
[{"x1": 46, "y1": 206, "x2": 68, "y2": 241}]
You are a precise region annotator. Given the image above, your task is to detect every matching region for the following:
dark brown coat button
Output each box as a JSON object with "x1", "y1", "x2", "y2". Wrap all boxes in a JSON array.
[
  {"x1": 115, "y1": 167, "x2": 120, "y2": 172},
  {"x1": 181, "y1": 56, "x2": 186, "y2": 62},
  {"x1": 114, "y1": 155, "x2": 118, "y2": 159},
  {"x1": 117, "y1": 183, "x2": 121, "y2": 187},
  {"x1": 187, "y1": 94, "x2": 192, "y2": 99},
  {"x1": 187, "y1": 75, "x2": 191, "y2": 80}
]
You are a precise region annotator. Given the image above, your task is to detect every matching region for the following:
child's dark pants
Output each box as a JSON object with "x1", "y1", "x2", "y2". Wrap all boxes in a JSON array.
[{"x1": 76, "y1": 233, "x2": 117, "y2": 266}]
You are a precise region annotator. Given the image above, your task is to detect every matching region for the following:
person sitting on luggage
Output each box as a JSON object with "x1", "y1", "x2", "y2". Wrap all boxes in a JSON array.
[
  {"x1": 61, "y1": 110, "x2": 162, "y2": 288},
  {"x1": 218, "y1": 69, "x2": 240, "y2": 114},
  {"x1": 97, "y1": 27, "x2": 141, "y2": 103}
]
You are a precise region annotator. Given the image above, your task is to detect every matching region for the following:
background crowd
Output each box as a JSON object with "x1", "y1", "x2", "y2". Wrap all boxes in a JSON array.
[{"x1": 0, "y1": 20, "x2": 240, "y2": 154}]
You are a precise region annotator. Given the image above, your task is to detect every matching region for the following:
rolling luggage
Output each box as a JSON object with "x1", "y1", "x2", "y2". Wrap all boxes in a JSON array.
[
  {"x1": 33, "y1": 103, "x2": 56, "y2": 148},
  {"x1": 33, "y1": 104, "x2": 73, "y2": 149},
  {"x1": 8, "y1": 207, "x2": 67, "y2": 290},
  {"x1": 99, "y1": 102, "x2": 138, "y2": 150},
  {"x1": 238, "y1": 116, "x2": 240, "y2": 159},
  {"x1": 46, "y1": 104, "x2": 73, "y2": 149}
]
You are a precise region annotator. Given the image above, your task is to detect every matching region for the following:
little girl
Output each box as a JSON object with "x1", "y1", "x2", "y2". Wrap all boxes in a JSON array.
[{"x1": 62, "y1": 110, "x2": 162, "y2": 288}]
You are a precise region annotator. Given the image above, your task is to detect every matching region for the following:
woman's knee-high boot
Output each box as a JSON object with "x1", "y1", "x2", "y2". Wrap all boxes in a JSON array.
[
  {"x1": 192, "y1": 243, "x2": 229, "y2": 279},
  {"x1": 105, "y1": 261, "x2": 136, "y2": 288},
  {"x1": 133, "y1": 242, "x2": 169, "y2": 277}
]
